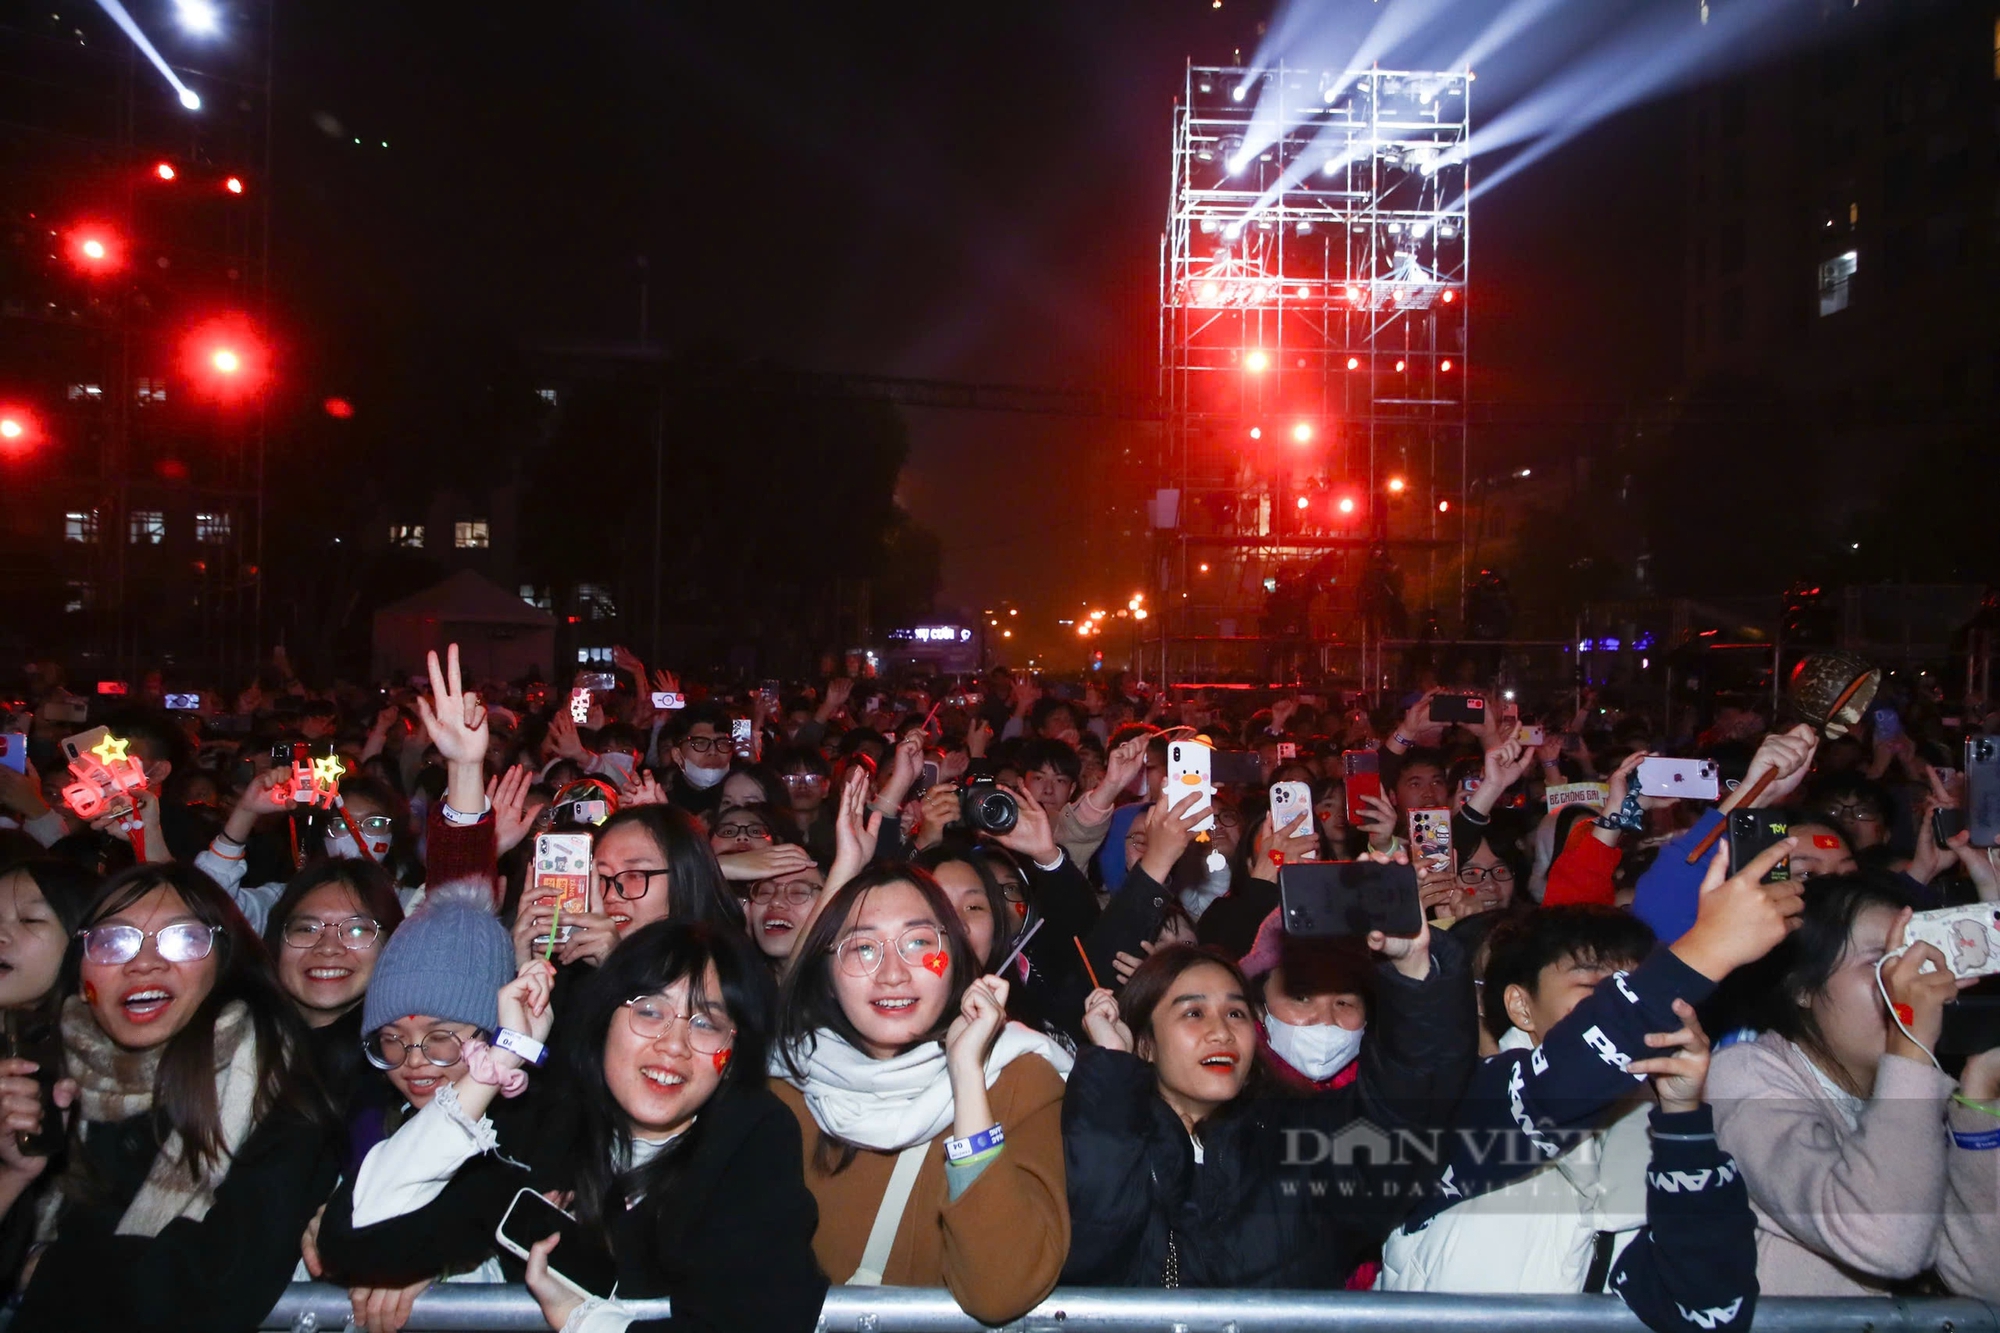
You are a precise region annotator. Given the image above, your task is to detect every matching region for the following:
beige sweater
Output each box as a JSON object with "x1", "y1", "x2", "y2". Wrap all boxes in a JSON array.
[{"x1": 1709, "y1": 1031, "x2": 2000, "y2": 1298}]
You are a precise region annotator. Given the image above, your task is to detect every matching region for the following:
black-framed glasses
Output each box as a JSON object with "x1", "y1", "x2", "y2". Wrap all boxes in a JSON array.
[
  {"x1": 680, "y1": 734, "x2": 735, "y2": 754},
  {"x1": 834, "y1": 925, "x2": 945, "y2": 978},
  {"x1": 365, "y1": 1027, "x2": 481, "y2": 1071},
  {"x1": 1458, "y1": 864, "x2": 1515, "y2": 886},
  {"x1": 624, "y1": 994, "x2": 734, "y2": 1054},
  {"x1": 602, "y1": 867, "x2": 671, "y2": 901},
  {"x1": 282, "y1": 915, "x2": 382, "y2": 951},
  {"x1": 1826, "y1": 804, "x2": 1882, "y2": 824},
  {"x1": 713, "y1": 822, "x2": 773, "y2": 843},
  {"x1": 745, "y1": 879, "x2": 821, "y2": 908},
  {"x1": 79, "y1": 922, "x2": 222, "y2": 966},
  {"x1": 780, "y1": 773, "x2": 828, "y2": 793}
]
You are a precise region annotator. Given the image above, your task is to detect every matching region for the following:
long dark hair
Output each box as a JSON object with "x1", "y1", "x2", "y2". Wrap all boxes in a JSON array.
[
  {"x1": 1748, "y1": 872, "x2": 1909, "y2": 1087},
  {"x1": 594, "y1": 806, "x2": 744, "y2": 930},
  {"x1": 0, "y1": 858, "x2": 98, "y2": 1028},
  {"x1": 775, "y1": 865, "x2": 981, "y2": 1079},
  {"x1": 69, "y1": 864, "x2": 333, "y2": 1176},
  {"x1": 562, "y1": 920, "x2": 774, "y2": 1233}
]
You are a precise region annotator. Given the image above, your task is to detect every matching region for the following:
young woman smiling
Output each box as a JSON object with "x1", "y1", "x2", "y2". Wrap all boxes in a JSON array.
[
  {"x1": 1060, "y1": 921, "x2": 1474, "y2": 1289},
  {"x1": 773, "y1": 866, "x2": 1072, "y2": 1325},
  {"x1": 12, "y1": 864, "x2": 337, "y2": 1332},
  {"x1": 318, "y1": 921, "x2": 826, "y2": 1333}
]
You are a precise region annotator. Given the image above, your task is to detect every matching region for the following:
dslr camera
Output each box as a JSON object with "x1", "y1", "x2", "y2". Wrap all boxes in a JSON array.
[{"x1": 958, "y1": 776, "x2": 1019, "y2": 836}]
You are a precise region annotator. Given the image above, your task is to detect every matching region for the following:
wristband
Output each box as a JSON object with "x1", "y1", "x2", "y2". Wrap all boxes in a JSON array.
[
  {"x1": 1953, "y1": 1092, "x2": 2000, "y2": 1120},
  {"x1": 1595, "y1": 791, "x2": 1645, "y2": 833},
  {"x1": 1650, "y1": 1130, "x2": 1717, "y2": 1143},
  {"x1": 1951, "y1": 1126, "x2": 2000, "y2": 1151},
  {"x1": 494, "y1": 1027, "x2": 547, "y2": 1068},
  {"x1": 1392, "y1": 732, "x2": 1415, "y2": 750},
  {"x1": 945, "y1": 1123, "x2": 1005, "y2": 1162},
  {"x1": 1458, "y1": 804, "x2": 1490, "y2": 827}
]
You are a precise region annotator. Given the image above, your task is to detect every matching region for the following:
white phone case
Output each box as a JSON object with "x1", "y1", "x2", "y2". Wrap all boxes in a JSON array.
[
  {"x1": 1167, "y1": 741, "x2": 1215, "y2": 834},
  {"x1": 1270, "y1": 780, "x2": 1314, "y2": 854},
  {"x1": 1901, "y1": 903, "x2": 2000, "y2": 979},
  {"x1": 1635, "y1": 757, "x2": 1720, "y2": 801}
]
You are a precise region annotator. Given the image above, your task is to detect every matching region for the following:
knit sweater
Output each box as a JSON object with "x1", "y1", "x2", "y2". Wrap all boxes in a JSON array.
[
  {"x1": 772, "y1": 1054, "x2": 1068, "y2": 1326},
  {"x1": 1709, "y1": 1031, "x2": 2000, "y2": 1300}
]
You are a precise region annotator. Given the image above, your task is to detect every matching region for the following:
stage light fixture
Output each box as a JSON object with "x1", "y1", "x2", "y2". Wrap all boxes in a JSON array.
[
  {"x1": 154, "y1": 162, "x2": 176, "y2": 181},
  {"x1": 1248, "y1": 426, "x2": 1262, "y2": 440},
  {"x1": 1296, "y1": 496, "x2": 1309, "y2": 510},
  {"x1": 1440, "y1": 359, "x2": 1454, "y2": 372},
  {"x1": 1291, "y1": 422, "x2": 1313, "y2": 444},
  {"x1": 1395, "y1": 360, "x2": 1406, "y2": 373},
  {"x1": 1388, "y1": 477, "x2": 1406, "y2": 494},
  {"x1": 1337, "y1": 496, "x2": 1357, "y2": 514},
  {"x1": 1346, "y1": 357, "x2": 1360, "y2": 371},
  {"x1": 211, "y1": 348, "x2": 240, "y2": 374},
  {"x1": 175, "y1": 0, "x2": 220, "y2": 34},
  {"x1": 224, "y1": 176, "x2": 243, "y2": 194},
  {"x1": 179, "y1": 87, "x2": 201, "y2": 110},
  {"x1": 67, "y1": 226, "x2": 121, "y2": 274},
  {"x1": 1438, "y1": 499, "x2": 1451, "y2": 513},
  {"x1": 1231, "y1": 83, "x2": 1248, "y2": 102},
  {"x1": 1243, "y1": 349, "x2": 1269, "y2": 373},
  {"x1": 1441, "y1": 289, "x2": 1456, "y2": 303},
  {"x1": 1294, "y1": 285, "x2": 1310, "y2": 298}
]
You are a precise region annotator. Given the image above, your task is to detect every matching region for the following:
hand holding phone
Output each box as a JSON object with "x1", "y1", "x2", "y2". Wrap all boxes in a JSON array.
[
  {"x1": 1341, "y1": 750, "x2": 1381, "y2": 828},
  {"x1": 1280, "y1": 860, "x2": 1421, "y2": 938},
  {"x1": 496, "y1": 1188, "x2": 618, "y2": 1299}
]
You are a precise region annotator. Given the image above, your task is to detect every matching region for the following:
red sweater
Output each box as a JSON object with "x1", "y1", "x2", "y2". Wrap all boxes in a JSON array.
[
  {"x1": 424, "y1": 803, "x2": 498, "y2": 901},
  {"x1": 1542, "y1": 819, "x2": 1621, "y2": 906}
]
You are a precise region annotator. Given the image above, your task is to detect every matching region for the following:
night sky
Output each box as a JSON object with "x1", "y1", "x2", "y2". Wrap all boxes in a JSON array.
[{"x1": 271, "y1": 1, "x2": 1684, "y2": 632}]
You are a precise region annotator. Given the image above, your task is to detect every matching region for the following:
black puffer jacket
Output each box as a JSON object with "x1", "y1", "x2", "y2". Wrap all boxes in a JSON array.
[{"x1": 1059, "y1": 928, "x2": 1475, "y2": 1288}]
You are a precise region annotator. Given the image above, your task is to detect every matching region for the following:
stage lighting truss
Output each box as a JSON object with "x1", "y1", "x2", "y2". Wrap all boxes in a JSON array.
[{"x1": 1160, "y1": 62, "x2": 1471, "y2": 639}]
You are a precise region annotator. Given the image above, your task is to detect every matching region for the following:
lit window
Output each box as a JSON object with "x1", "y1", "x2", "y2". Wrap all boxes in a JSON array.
[
  {"x1": 454, "y1": 519, "x2": 490, "y2": 549},
  {"x1": 196, "y1": 511, "x2": 232, "y2": 543},
  {"x1": 535, "y1": 388, "x2": 558, "y2": 405},
  {"x1": 1818, "y1": 250, "x2": 1857, "y2": 316},
  {"x1": 134, "y1": 377, "x2": 167, "y2": 406},
  {"x1": 64, "y1": 580, "x2": 94, "y2": 613},
  {"x1": 64, "y1": 510, "x2": 99, "y2": 543},
  {"x1": 129, "y1": 510, "x2": 165, "y2": 544},
  {"x1": 388, "y1": 524, "x2": 425, "y2": 548},
  {"x1": 519, "y1": 584, "x2": 552, "y2": 610},
  {"x1": 65, "y1": 384, "x2": 104, "y2": 402},
  {"x1": 577, "y1": 582, "x2": 617, "y2": 621}
]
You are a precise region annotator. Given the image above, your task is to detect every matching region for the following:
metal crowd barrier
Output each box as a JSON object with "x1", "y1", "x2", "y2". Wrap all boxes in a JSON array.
[{"x1": 261, "y1": 1283, "x2": 2000, "y2": 1332}]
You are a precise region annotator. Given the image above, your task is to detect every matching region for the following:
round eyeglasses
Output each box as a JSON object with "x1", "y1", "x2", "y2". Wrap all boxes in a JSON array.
[
  {"x1": 79, "y1": 922, "x2": 223, "y2": 966},
  {"x1": 833, "y1": 925, "x2": 946, "y2": 978},
  {"x1": 365, "y1": 1028, "x2": 479, "y2": 1071},
  {"x1": 745, "y1": 878, "x2": 822, "y2": 908},
  {"x1": 282, "y1": 915, "x2": 382, "y2": 951},
  {"x1": 624, "y1": 994, "x2": 733, "y2": 1054}
]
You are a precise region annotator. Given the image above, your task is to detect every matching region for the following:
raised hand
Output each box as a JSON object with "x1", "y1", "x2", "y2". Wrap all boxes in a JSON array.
[
  {"x1": 1081, "y1": 986, "x2": 1133, "y2": 1051},
  {"x1": 546, "y1": 712, "x2": 589, "y2": 762},
  {"x1": 945, "y1": 975, "x2": 1011, "y2": 1073},
  {"x1": 1881, "y1": 907, "x2": 1966, "y2": 1064},
  {"x1": 717, "y1": 843, "x2": 816, "y2": 882},
  {"x1": 1359, "y1": 790, "x2": 1401, "y2": 852},
  {"x1": 485, "y1": 764, "x2": 536, "y2": 855},
  {"x1": 415, "y1": 645, "x2": 488, "y2": 767},
  {"x1": 1729, "y1": 723, "x2": 1818, "y2": 811},
  {"x1": 1671, "y1": 840, "x2": 1803, "y2": 981},
  {"x1": 827, "y1": 767, "x2": 881, "y2": 894},
  {"x1": 618, "y1": 770, "x2": 669, "y2": 809},
  {"x1": 993, "y1": 782, "x2": 1059, "y2": 865},
  {"x1": 1138, "y1": 790, "x2": 1206, "y2": 884}
]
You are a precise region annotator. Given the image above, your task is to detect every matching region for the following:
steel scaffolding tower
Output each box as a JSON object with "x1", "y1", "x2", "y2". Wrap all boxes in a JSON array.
[{"x1": 1158, "y1": 63, "x2": 1470, "y2": 683}]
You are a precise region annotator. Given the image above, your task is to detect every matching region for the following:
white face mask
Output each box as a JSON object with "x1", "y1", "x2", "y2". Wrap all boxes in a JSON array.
[
  {"x1": 597, "y1": 751, "x2": 638, "y2": 787},
  {"x1": 679, "y1": 758, "x2": 726, "y2": 789},
  {"x1": 326, "y1": 823, "x2": 392, "y2": 862},
  {"x1": 1263, "y1": 1012, "x2": 1364, "y2": 1082}
]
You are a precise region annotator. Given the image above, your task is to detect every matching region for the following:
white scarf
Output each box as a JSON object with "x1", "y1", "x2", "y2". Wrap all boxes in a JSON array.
[{"x1": 779, "y1": 1022, "x2": 1073, "y2": 1152}]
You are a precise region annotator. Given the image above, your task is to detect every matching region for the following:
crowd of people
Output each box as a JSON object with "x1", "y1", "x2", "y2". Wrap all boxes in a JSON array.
[{"x1": 0, "y1": 644, "x2": 1994, "y2": 1333}]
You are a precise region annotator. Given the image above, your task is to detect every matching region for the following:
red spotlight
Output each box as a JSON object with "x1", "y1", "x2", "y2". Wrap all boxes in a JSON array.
[
  {"x1": 1442, "y1": 289, "x2": 1456, "y2": 304},
  {"x1": 1395, "y1": 359, "x2": 1406, "y2": 373},
  {"x1": 1345, "y1": 285, "x2": 1363, "y2": 303},
  {"x1": 0, "y1": 406, "x2": 40, "y2": 453},
  {"x1": 1346, "y1": 356, "x2": 1360, "y2": 371},
  {"x1": 180, "y1": 314, "x2": 269, "y2": 402},
  {"x1": 1248, "y1": 425, "x2": 1262, "y2": 440},
  {"x1": 1244, "y1": 349, "x2": 1269, "y2": 373},
  {"x1": 1438, "y1": 499, "x2": 1452, "y2": 513},
  {"x1": 1337, "y1": 496, "x2": 1357, "y2": 515},
  {"x1": 323, "y1": 396, "x2": 354, "y2": 419},
  {"x1": 154, "y1": 162, "x2": 176, "y2": 181},
  {"x1": 1440, "y1": 359, "x2": 1454, "y2": 372},
  {"x1": 66, "y1": 225, "x2": 122, "y2": 275},
  {"x1": 1291, "y1": 422, "x2": 1314, "y2": 444},
  {"x1": 1387, "y1": 476, "x2": 1406, "y2": 494},
  {"x1": 1294, "y1": 285, "x2": 1310, "y2": 299},
  {"x1": 224, "y1": 176, "x2": 244, "y2": 195}
]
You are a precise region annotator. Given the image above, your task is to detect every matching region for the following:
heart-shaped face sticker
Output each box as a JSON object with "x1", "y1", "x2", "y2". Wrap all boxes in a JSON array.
[{"x1": 921, "y1": 951, "x2": 949, "y2": 977}]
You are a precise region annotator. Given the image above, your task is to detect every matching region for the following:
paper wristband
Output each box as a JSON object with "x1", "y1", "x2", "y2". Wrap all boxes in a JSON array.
[
  {"x1": 1951, "y1": 1126, "x2": 2000, "y2": 1151},
  {"x1": 494, "y1": 1027, "x2": 547, "y2": 1068},
  {"x1": 944, "y1": 1124, "x2": 1006, "y2": 1163}
]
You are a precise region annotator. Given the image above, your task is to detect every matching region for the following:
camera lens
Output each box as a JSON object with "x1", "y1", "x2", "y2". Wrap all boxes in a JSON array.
[{"x1": 958, "y1": 779, "x2": 1019, "y2": 836}]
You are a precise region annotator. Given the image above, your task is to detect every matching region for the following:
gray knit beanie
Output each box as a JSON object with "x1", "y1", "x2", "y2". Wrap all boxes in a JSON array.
[{"x1": 361, "y1": 879, "x2": 515, "y2": 1036}]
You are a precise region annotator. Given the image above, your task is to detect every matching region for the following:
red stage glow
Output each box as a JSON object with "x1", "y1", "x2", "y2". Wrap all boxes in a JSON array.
[
  {"x1": 180, "y1": 315, "x2": 269, "y2": 402},
  {"x1": 1346, "y1": 357, "x2": 1361, "y2": 371},
  {"x1": 1291, "y1": 422, "x2": 1313, "y2": 444},
  {"x1": 154, "y1": 162, "x2": 176, "y2": 181},
  {"x1": 225, "y1": 176, "x2": 244, "y2": 195},
  {"x1": 323, "y1": 396, "x2": 354, "y2": 419},
  {"x1": 1440, "y1": 359, "x2": 1454, "y2": 372},
  {"x1": 1244, "y1": 349, "x2": 1269, "y2": 373},
  {"x1": 66, "y1": 226, "x2": 122, "y2": 274}
]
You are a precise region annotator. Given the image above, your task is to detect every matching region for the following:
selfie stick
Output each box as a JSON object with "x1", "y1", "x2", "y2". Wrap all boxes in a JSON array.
[
  {"x1": 1072, "y1": 935, "x2": 1102, "y2": 990},
  {"x1": 990, "y1": 917, "x2": 1043, "y2": 979}
]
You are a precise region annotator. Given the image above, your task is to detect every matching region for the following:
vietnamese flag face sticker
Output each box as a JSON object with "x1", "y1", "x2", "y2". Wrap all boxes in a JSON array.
[
  {"x1": 1813, "y1": 835, "x2": 1842, "y2": 850},
  {"x1": 921, "y1": 951, "x2": 949, "y2": 977}
]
